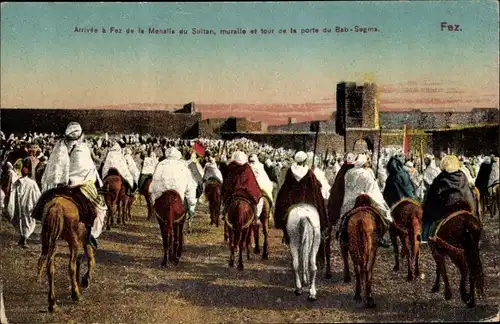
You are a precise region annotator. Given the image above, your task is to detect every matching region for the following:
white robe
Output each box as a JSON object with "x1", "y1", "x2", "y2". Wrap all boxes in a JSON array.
[
  {"x1": 249, "y1": 161, "x2": 274, "y2": 203},
  {"x1": 150, "y1": 158, "x2": 198, "y2": 215},
  {"x1": 488, "y1": 162, "x2": 499, "y2": 188},
  {"x1": 141, "y1": 156, "x2": 159, "y2": 175},
  {"x1": 102, "y1": 149, "x2": 134, "y2": 189},
  {"x1": 203, "y1": 162, "x2": 223, "y2": 183},
  {"x1": 313, "y1": 167, "x2": 331, "y2": 201},
  {"x1": 339, "y1": 166, "x2": 392, "y2": 230},
  {"x1": 124, "y1": 154, "x2": 140, "y2": 186},
  {"x1": 7, "y1": 177, "x2": 41, "y2": 239}
]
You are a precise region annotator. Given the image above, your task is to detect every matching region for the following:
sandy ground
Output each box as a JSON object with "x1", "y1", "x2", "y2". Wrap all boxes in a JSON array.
[{"x1": 1, "y1": 199, "x2": 499, "y2": 324}]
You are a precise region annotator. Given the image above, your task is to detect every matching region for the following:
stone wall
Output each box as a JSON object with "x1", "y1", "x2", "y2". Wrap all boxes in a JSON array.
[
  {"x1": 426, "y1": 125, "x2": 499, "y2": 156},
  {"x1": 0, "y1": 109, "x2": 201, "y2": 138}
]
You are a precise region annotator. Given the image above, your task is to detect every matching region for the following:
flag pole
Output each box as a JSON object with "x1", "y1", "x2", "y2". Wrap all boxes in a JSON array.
[
  {"x1": 375, "y1": 125, "x2": 382, "y2": 179},
  {"x1": 312, "y1": 121, "x2": 320, "y2": 169}
]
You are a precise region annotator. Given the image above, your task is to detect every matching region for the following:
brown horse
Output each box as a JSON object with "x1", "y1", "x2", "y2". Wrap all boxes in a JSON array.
[
  {"x1": 37, "y1": 196, "x2": 95, "y2": 313},
  {"x1": 429, "y1": 200, "x2": 485, "y2": 308},
  {"x1": 341, "y1": 194, "x2": 384, "y2": 308},
  {"x1": 204, "y1": 179, "x2": 222, "y2": 227},
  {"x1": 138, "y1": 176, "x2": 154, "y2": 221},
  {"x1": 252, "y1": 195, "x2": 272, "y2": 260},
  {"x1": 154, "y1": 190, "x2": 186, "y2": 266},
  {"x1": 389, "y1": 198, "x2": 423, "y2": 281},
  {"x1": 225, "y1": 196, "x2": 255, "y2": 270},
  {"x1": 101, "y1": 169, "x2": 129, "y2": 230}
]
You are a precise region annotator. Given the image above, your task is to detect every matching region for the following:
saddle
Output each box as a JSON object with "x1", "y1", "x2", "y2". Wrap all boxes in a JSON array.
[
  {"x1": 338, "y1": 205, "x2": 387, "y2": 242},
  {"x1": 223, "y1": 190, "x2": 258, "y2": 220},
  {"x1": 204, "y1": 177, "x2": 222, "y2": 186},
  {"x1": 31, "y1": 186, "x2": 97, "y2": 228}
]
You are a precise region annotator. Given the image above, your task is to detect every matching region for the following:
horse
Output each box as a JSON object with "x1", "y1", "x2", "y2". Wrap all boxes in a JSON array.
[
  {"x1": 388, "y1": 198, "x2": 423, "y2": 281},
  {"x1": 100, "y1": 168, "x2": 129, "y2": 230},
  {"x1": 486, "y1": 183, "x2": 499, "y2": 218},
  {"x1": 225, "y1": 196, "x2": 255, "y2": 270},
  {"x1": 341, "y1": 194, "x2": 385, "y2": 308},
  {"x1": 286, "y1": 203, "x2": 322, "y2": 301},
  {"x1": 36, "y1": 196, "x2": 95, "y2": 313},
  {"x1": 138, "y1": 175, "x2": 154, "y2": 221},
  {"x1": 204, "y1": 178, "x2": 222, "y2": 227},
  {"x1": 428, "y1": 200, "x2": 485, "y2": 308},
  {"x1": 252, "y1": 194, "x2": 272, "y2": 260},
  {"x1": 154, "y1": 190, "x2": 186, "y2": 266}
]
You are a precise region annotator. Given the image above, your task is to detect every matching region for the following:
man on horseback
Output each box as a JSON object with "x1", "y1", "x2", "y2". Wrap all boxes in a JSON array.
[
  {"x1": 123, "y1": 147, "x2": 140, "y2": 194},
  {"x1": 102, "y1": 142, "x2": 135, "y2": 195},
  {"x1": 421, "y1": 154, "x2": 478, "y2": 243},
  {"x1": 274, "y1": 151, "x2": 328, "y2": 244},
  {"x1": 138, "y1": 151, "x2": 158, "y2": 193},
  {"x1": 248, "y1": 153, "x2": 274, "y2": 209},
  {"x1": 34, "y1": 122, "x2": 108, "y2": 246},
  {"x1": 221, "y1": 150, "x2": 264, "y2": 226},
  {"x1": 149, "y1": 147, "x2": 198, "y2": 219},
  {"x1": 383, "y1": 156, "x2": 416, "y2": 207},
  {"x1": 422, "y1": 154, "x2": 440, "y2": 201},
  {"x1": 337, "y1": 153, "x2": 393, "y2": 247}
]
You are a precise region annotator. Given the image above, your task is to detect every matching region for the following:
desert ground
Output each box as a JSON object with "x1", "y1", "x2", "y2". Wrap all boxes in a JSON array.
[{"x1": 1, "y1": 199, "x2": 499, "y2": 324}]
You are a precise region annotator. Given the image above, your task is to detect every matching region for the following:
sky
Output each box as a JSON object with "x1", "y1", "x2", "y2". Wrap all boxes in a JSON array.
[{"x1": 1, "y1": 2, "x2": 499, "y2": 124}]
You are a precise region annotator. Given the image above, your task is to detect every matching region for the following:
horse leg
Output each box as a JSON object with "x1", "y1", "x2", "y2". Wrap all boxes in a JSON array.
[
  {"x1": 47, "y1": 255, "x2": 59, "y2": 313},
  {"x1": 160, "y1": 226, "x2": 169, "y2": 267},
  {"x1": 324, "y1": 224, "x2": 332, "y2": 279},
  {"x1": 69, "y1": 242, "x2": 82, "y2": 301},
  {"x1": 390, "y1": 227, "x2": 400, "y2": 272},
  {"x1": 289, "y1": 230, "x2": 302, "y2": 296},
  {"x1": 228, "y1": 230, "x2": 235, "y2": 268},
  {"x1": 307, "y1": 227, "x2": 321, "y2": 301},
  {"x1": 365, "y1": 245, "x2": 377, "y2": 308},
  {"x1": 121, "y1": 198, "x2": 127, "y2": 225},
  {"x1": 352, "y1": 256, "x2": 362, "y2": 303},
  {"x1": 403, "y1": 235, "x2": 413, "y2": 281},
  {"x1": 430, "y1": 246, "x2": 442, "y2": 293},
  {"x1": 178, "y1": 222, "x2": 185, "y2": 260},
  {"x1": 262, "y1": 215, "x2": 269, "y2": 260},
  {"x1": 224, "y1": 222, "x2": 229, "y2": 243},
  {"x1": 432, "y1": 247, "x2": 452, "y2": 299},
  {"x1": 414, "y1": 236, "x2": 421, "y2": 278},
  {"x1": 246, "y1": 229, "x2": 252, "y2": 261},
  {"x1": 253, "y1": 223, "x2": 261, "y2": 255},
  {"x1": 81, "y1": 243, "x2": 95, "y2": 288},
  {"x1": 238, "y1": 232, "x2": 245, "y2": 270},
  {"x1": 341, "y1": 240, "x2": 351, "y2": 283}
]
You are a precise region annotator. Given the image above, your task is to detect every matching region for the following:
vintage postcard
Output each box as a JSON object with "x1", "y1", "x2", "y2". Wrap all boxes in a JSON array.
[{"x1": 0, "y1": 2, "x2": 499, "y2": 323}]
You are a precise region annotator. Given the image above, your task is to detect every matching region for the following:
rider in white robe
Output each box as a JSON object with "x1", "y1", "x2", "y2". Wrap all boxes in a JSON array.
[
  {"x1": 248, "y1": 153, "x2": 274, "y2": 205},
  {"x1": 124, "y1": 147, "x2": 140, "y2": 191},
  {"x1": 7, "y1": 167, "x2": 41, "y2": 246},
  {"x1": 422, "y1": 154, "x2": 441, "y2": 200},
  {"x1": 40, "y1": 122, "x2": 107, "y2": 240},
  {"x1": 101, "y1": 142, "x2": 134, "y2": 190},
  {"x1": 149, "y1": 147, "x2": 198, "y2": 217},
  {"x1": 202, "y1": 157, "x2": 223, "y2": 184},
  {"x1": 338, "y1": 153, "x2": 393, "y2": 246},
  {"x1": 306, "y1": 152, "x2": 331, "y2": 201}
]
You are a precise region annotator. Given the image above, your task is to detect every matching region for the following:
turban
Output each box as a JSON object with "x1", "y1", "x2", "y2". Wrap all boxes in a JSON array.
[
  {"x1": 294, "y1": 151, "x2": 307, "y2": 163},
  {"x1": 355, "y1": 153, "x2": 368, "y2": 168},
  {"x1": 345, "y1": 153, "x2": 356, "y2": 164},
  {"x1": 164, "y1": 147, "x2": 182, "y2": 160},
  {"x1": 440, "y1": 154, "x2": 461, "y2": 173},
  {"x1": 231, "y1": 151, "x2": 248, "y2": 165},
  {"x1": 248, "y1": 153, "x2": 258, "y2": 163},
  {"x1": 405, "y1": 161, "x2": 414, "y2": 168},
  {"x1": 65, "y1": 122, "x2": 82, "y2": 140}
]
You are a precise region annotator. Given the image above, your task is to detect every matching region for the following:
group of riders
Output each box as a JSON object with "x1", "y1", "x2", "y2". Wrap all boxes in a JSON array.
[{"x1": 0, "y1": 122, "x2": 499, "y2": 255}]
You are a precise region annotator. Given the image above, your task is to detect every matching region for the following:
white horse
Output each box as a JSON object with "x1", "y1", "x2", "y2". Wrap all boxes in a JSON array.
[{"x1": 286, "y1": 203, "x2": 322, "y2": 301}]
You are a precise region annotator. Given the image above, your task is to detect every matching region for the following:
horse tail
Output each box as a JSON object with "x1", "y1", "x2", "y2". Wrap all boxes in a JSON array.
[
  {"x1": 37, "y1": 203, "x2": 64, "y2": 279},
  {"x1": 301, "y1": 216, "x2": 314, "y2": 285},
  {"x1": 357, "y1": 217, "x2": 371, "y2": 274}
]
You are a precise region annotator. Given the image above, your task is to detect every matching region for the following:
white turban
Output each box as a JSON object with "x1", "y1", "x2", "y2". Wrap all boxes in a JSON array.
[
  {"x1": 165, "y1": 147, "x2": 182, "y2": 160},
  {"x1": 355, "y1": 153, "x2": 368, "y2": 167},
  {"x1": 65, "y1": 122, "x2": 82, "y2": 140},
  {"x1": 231, "y1": 151, "x2": 248, "y2": 165},
  {"x1": 345, "y1": 153, "x2": 356, "y2": 164},
  {"x1": 248, "y1": 153, "x2": 258, "y2": 163},
  {"x1": 405, "y1": 161, "x2": 414, "y2": 168},
  {"x1": 294, "y1": 151, "x2": 307, "y2": 163}
]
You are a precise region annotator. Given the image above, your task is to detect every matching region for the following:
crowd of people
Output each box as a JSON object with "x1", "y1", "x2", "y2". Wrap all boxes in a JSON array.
[{"x1": 0, "y1": 125, "x2": 499, "y2": 250}]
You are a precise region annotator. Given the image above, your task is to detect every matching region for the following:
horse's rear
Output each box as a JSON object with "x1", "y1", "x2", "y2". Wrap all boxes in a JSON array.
[
  {"x1": 101, "y1": 171, "x2": 123, "y2": 230},
  {"x1": 342, "y1": 195, "x2": 381, "y2": 308},
  {"x1": 225, "y1": 197, "x2": 254, "y2": 270},
  {"x1": 429, "y1": 202, "x2": 484, "y2": 308},
  {"x1": 37, "y1": 196, "x2": 95, "y2": 313},
  {"x1": 286, "y1": 203, "x2": 322, "y2": 301},
  {"x1": 154, "y1": 190, "x2": 186, "y2": 266},
  {"x1": 204, "y1": 181, "x2": 222, "y2": 226},
  {"x1": 389, "y1": 198, "x2": 423, "y2": 281}
]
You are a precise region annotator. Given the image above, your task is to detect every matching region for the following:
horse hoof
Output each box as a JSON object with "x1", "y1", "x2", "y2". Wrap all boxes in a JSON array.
[
  {"x1": 262, "y1": 254, "x2": 269, "y2": 260},
  {"x1": 294, "y1": 288, "x2": 303, "y2": 296},
  {"x1": 431, "y1": 285, "x2": 439, "y2": 293},
  {"x1": 71, "y1": 291, "x2": 82, "y2": 302},
  {"x1": 407, "y1": 275, "x2": 414, "y2": 282},
  {"x1": 354, "y1": 295, "x2": 362, "y2": 303},
  {"x1": 254, "y1": 248, "x2": 261, "y2": 255},
  {"x1": 48, "y1": 304, "x2": 59, "y2": 313},
  {"x1": 393, "y1": 265, "x2": 399, "y2": 272},
  {"x1": 344, "y1": 276, "x2": 351, "y2": 283},
  {"x1": 238, "y1": 264, "x2": 244, "y2": 271},
  {"x1": 366, "y1": 298, "x2": 376, "y2": 308},
  {"x1": 173, "y1": 259, "x2": 180, "y2": 265},
  {"x1": 81, "y1": 276, "x2": 89, "y2": 289},
  {"x1": 325, "y1": 273, "x2": 332, "y2": 280},
  {"x1": 228, "y1": 260, "x2": 234, "y2": 268},
  {"x1": 307, "y1": 295, "x2": 317, "y2": 302},
  {"x1": 445, "y1": 291, "x2": 452, "y2": 300},
  {"x1": 161, "y1": 261, "x2": 167, "y2": 268}
]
